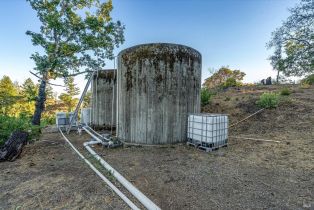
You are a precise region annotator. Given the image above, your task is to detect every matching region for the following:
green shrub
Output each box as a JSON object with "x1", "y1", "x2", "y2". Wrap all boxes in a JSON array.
[
  {"x1": 0, "y1": 115, "x2": 41, "y2": 146},
  {"x1": 280, "y1": 87, "x2": 291, "y2": 96},
  {"x1": 41, "y1": 116, "x2": 56, "y2": 126},
  {"x1": 223, "y1": 78, "x2": 237, "y2": 88},
  {"x1": 224, "y1": 96, "x2": 231, "y2": 101},
  {"x1": 302, "y1": 74, "x2": 314, "y2": 85},
  {"x1": 300, "y1": 82, "x2": 311, "y2": 89},
  {"x1": 256, "y1": 92, "x2": 279, "y2": 109},
  {"x1": 201, "y1": 88, "x2": 213, "y2": 106},
  {"x1": 279, "y1": 95, "x2": 293, "y2": 105}
]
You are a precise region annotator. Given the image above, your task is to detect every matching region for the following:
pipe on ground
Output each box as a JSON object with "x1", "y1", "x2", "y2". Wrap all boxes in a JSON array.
[
  {"x1": 59, "y1": 128, "x2": 140, "y2": 210},
  {"x1": 82, "y1": 126, "x2": 109, "y2": 143},
  {"x1": 84, "y1": 141, "x2": 161, "y2": 210}
]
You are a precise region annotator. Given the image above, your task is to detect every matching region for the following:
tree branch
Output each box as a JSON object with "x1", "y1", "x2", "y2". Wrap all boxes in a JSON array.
[
  {"x1": 61, "y1": 70, "x2": 93, "y2": 77},
  {"x1": 283, "y1": 34, "x2": 312, "y2": 47},
  {"x1": 29, "y1": 71, "x2": 65, "y2": 87}
]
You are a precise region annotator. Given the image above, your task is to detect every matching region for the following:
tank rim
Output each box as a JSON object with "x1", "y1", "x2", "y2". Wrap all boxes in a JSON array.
[
  {"x1": 93, "y1": 69, "x2": 117, "y2": 79},
  {"x1": 97, "y1": 69, "x2": 116, "y2": 72},
  {"x1": 117, "y1": 42, "x2": 201, "y2": 58}
]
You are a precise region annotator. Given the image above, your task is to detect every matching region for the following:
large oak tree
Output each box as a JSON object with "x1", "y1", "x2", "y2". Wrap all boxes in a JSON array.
[
  {"x1": 267, "y1": 0, "x2": 313, "y2": 81},
  {"x1": 203, "y1": 67, "x2": 246, "y2": 89},
  {"x1": 27, "y1": 0, "x2": 124, "y2": 125}
]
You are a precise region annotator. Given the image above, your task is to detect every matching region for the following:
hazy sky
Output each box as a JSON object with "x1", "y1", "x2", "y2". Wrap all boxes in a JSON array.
[{"x1": 0, "y1": 0, "x2": 299, "y2": 94}]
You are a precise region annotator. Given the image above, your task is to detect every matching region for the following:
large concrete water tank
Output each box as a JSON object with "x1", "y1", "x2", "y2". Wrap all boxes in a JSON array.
[
  {"x1": 117, "y1": 43, "x2": 202, "y2": 144},
  {"x1": 91, "y1": 69, "x2": 116, "y2": 128}
]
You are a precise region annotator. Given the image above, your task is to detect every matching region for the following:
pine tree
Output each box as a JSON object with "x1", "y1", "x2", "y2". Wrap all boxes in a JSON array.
[
  {"x1": 59, "y1": 77, "x2": 80, "y2": 112},
  {"x1": 64, "y1": 77, "x2": 80, "y2": 97},
  {"x1": 21, "y1": 78, "x2": 37, "y2": 103},
  {"x1": 83, "y1": 90, "x2": 92, "y2": 108},
  {"x1": 0, "y1": 76, "x2": 19, "y2": 115}
]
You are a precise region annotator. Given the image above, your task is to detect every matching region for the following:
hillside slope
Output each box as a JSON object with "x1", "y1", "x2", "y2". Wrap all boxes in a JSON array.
[
  {"x1": 203, "y1": 85, "x2": 314, "y2": 140},
  {"x1": 0, "y1": 85, "x2": 313, "y2": 209}
]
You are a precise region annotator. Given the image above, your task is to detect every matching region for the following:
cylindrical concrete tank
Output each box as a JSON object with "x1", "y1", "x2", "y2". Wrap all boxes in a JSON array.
[
  {"x1": 91, "y1": 69, "x2": 116, "y2": 129},
  {"x1": 117, "y1": 43, "x2": 202, "y2": 144}
]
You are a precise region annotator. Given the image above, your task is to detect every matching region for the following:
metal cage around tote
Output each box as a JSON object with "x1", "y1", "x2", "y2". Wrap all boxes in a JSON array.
[{"x1": 187, "y1": 113, "x2": 228, "y2": 152}]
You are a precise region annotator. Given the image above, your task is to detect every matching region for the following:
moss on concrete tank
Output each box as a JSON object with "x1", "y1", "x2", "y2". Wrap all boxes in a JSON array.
[
  {"x1": 91, "y1": 69, "x2": 116, "y2": 129},
  {"x1": 117, "y1": 43, "x2": 202, "y2": 144}
]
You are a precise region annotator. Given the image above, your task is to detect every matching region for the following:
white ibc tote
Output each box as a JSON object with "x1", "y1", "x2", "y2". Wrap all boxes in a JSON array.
[{"x1": 187, "y1": 113, "x2": 228, "y2": 148}]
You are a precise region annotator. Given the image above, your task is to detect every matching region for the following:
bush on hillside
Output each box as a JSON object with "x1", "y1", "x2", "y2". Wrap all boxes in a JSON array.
[
  {"x1": 223, "y1": 78, "x2": 237, "y2": 88},
  {"x1": 280, "y1": 87, "x2": 291, "y2": 96},
  {"x1": 302, "y1": 74, "x2": 314, "y2": 85},
  {"x1": 300, "y1": 81, "x2": 311, "y2": 89},
  {"x1": 203, "y1": 67, "x2": 245, "y2": 89},
  {"x1": 201, "y1": 88, "x2": 213, "y2": 106},
  {"x1": 256, "y1": 92, "x2": 279, "y2": 109}
]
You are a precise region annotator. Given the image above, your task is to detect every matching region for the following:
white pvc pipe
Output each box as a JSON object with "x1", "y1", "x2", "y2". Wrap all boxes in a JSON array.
[
  {"x1": 116, "y1": 56, "x2": 119, "y2": 138},
  {"x1": 111, "y1": 59, "x2": 116, "y2": 135},
  {"x1": 85, "y1": 125, "x2": 110, "y2": 140},
  {"x1": 84, "y1": 143, "x2": 161, "y2": 210},
  {"x1": 59, "y1": 128, "x2": 140, "y2": 210},
  {"x1": 82, "y1": 126, "x2": 109, "y2": 143}
]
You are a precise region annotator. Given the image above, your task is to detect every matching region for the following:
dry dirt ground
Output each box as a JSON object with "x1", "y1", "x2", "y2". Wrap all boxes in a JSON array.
[
  {"x1": 1, "y1": 85, "x2": 313, "y2": 210},
  {"x1": 0, "y1": 133, "x2": 128, "y2": 210}
]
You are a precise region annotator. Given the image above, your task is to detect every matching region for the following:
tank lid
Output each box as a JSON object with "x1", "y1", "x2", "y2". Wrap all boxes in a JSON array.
[
  {"x1": 118, "y1": 43, "x2": 201, "y2": 58},
  {"x1": 93, "y1": 69, "x2": 117, "y2": 80}
]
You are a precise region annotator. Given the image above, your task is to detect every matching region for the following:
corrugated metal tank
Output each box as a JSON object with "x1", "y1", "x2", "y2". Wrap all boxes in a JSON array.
[
  {"x1": 117, "y1": 43, "x2": 202, "y2": 144},
  {"x1": 91, "y1": 69, "x2": 116, "y2": 128}
]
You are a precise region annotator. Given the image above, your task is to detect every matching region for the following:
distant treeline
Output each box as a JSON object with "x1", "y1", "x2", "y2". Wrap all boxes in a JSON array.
[{"x1": 0, "y1": 75, "x2": 90, "y2": 121}]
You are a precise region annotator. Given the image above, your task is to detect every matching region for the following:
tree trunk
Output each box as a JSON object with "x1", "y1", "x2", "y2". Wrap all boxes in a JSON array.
[
  {"x1": 0, "y1": 131, "x2": 29, "y2": 161},
  {"x1": 276, "y1": 70, "x2": 280, "y2": 84},
  {"x1": 32, "y1": 76, "x2": 47, "y2": 125}
]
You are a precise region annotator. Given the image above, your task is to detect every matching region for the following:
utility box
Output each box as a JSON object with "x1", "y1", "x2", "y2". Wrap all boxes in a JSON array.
[
  {"x1": 187, "y1": 113, "x2": 228, "y2": 152},
  {"x1": 56, "y1": 112, "x2": 68, "y2": 127}
]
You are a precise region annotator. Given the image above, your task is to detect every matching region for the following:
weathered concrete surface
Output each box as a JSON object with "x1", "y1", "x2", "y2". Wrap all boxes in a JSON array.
[
  {"x1": 91, "y1": 69, "x2": 117, "y2": 128},
  {"x1": 117, "y1": 43, "x2": 202, "y2": 144}
]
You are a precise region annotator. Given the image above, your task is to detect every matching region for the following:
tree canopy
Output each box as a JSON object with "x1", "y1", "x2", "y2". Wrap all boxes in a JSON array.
[
  {"x1": 0, "y1": 76, "x2": 49, "y2": 117},
  {"x1": 59, "y1": 77, "x2": 80, "y2": 112},
  {"x1": 203, "y1": 67, "x2": 246, "y2": 89},
  {"x1": 267, "y1": 0, "x2": 314, "y2": 77},
  {"x1": 83, "y1": 90, "x2": 92, "y2": 108},
  {"x1": 27, "y1": 0, "x2": 125, "y2": 125},
  {"x1": 0, "y1": 76, "x2": 19, "y2": 115},
  {"x1": 0, "y1": 75, "x2": 80, "y2": 121},
  {"x1": 21, "y1": 78, "x2": 38, "y2": 103},
  {"x1": 27, "y1": 0, "x2": 124, "y2": 77}
]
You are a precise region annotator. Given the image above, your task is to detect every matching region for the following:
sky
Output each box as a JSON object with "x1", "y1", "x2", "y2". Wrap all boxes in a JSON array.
[{"x1": 0, "y1": 0, "x2": 299, "y2": 95}]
